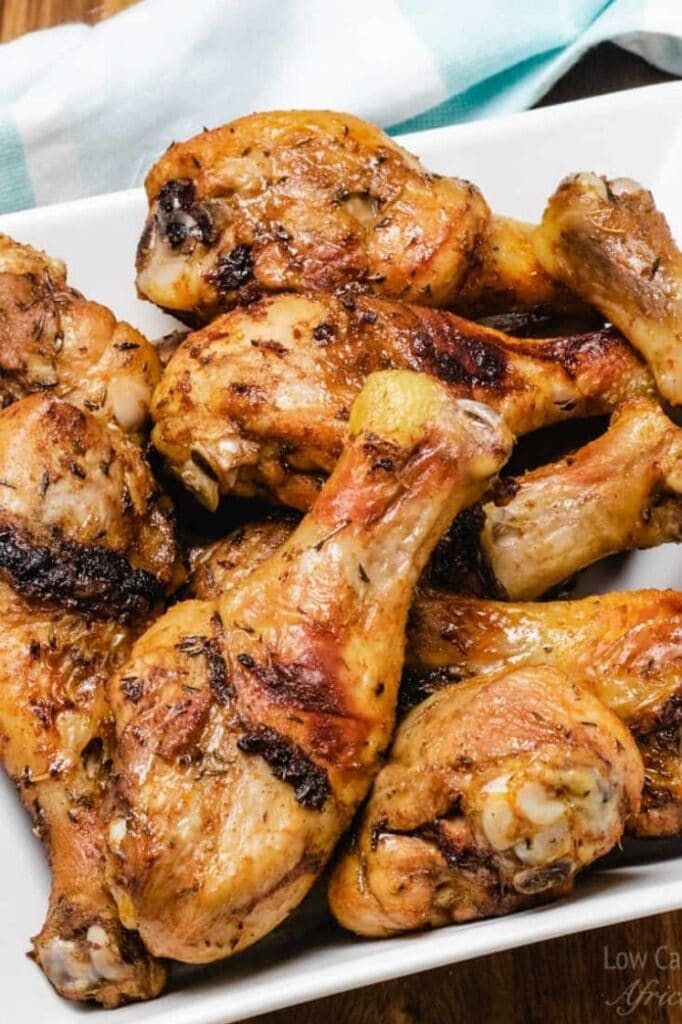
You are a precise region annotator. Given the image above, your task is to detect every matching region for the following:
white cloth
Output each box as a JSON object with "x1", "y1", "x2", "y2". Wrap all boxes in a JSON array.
[{"x1": 0, "y1": 0, "x2": 679, "y2": 213}]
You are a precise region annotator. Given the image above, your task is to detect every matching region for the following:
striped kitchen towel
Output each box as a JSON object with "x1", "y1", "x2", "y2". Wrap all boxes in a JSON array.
[{"x1": 0, "y1": 0, "x2": 680, "y2": 213}]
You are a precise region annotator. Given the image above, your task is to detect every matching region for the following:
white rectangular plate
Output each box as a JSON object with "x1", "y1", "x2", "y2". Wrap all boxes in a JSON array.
[{"x1": 1, "y1": 81, "x2": 682, "y2": 1023}]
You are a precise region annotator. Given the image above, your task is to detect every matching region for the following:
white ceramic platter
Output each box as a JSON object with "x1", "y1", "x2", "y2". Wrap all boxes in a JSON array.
[{"x1": 1, "y1": 81, "x2": 682, "y2": 1023}]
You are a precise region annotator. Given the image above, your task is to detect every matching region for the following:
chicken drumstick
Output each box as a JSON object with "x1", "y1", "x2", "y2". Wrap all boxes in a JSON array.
[
  {"x1": 407, "y1": 587, "x2": 682, "y2": 838},
  {"x1": 0, "y1": 394, "x2": 176, "y2": 1005},
  {"x1": 438, "y1": 397, "x2": 682, "y2": 599},
  {"x1": 136, "y1": 110, "x2": 577, "y2": 324},
  {"x1": 105, "y1": 370, "x2": 512, "y2": 963},
  {"x1": 151, "y1": 292, "x2": 651, "y2": 510},
  {"x1": 535, "y1": 173, "x2": 682, "y2": 404}
]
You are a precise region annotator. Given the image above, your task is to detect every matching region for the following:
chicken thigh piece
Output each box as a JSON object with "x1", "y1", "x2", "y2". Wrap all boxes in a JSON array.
[
  {"x1": 534, "y1": 174, "x2": 682, "y2": 404},
  {"x1": 105, "y1": 370, "x2": 512, "y2": 963},
  {"x1": 0, "y1": 234, "x2": 161, "y2": 436},
  {"x1": 438, "y1": 397, "x2": 682, "y2": 600},
  {"x1": 407, "y1": 588, "x2": 682, "y2": 837},
  {"x1": 0, "y1": 394, "x2": 177, "y2": 1005},
  {"x1": 135, "y1": 110, "x2": 575, "y2": 324},
  {"x1": 151, "y1": 292, "x2": 652, "y2": 510},
  {"x1": 328, "y1": 666, "x2": 642, "y2": 937}
]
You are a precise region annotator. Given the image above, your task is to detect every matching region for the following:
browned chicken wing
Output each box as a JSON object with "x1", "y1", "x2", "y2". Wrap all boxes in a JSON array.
[
  {"x1": 534, "y1": 174, "x2": 682, "y2": 404},
  {"x1": 327, "y1": 666, "x2": 642, "y2": 937},
  {"x1": 151, "y1": 292, "x2": 651, "y2": 510},
  {"x1": 104, "y1": 370, "x2": 512, "y2": 963},
  {"x1": 407, "y1": 588, "x2": 682, "y2": 837},
  {"x1": 136, "y1": 110, "x2": 574, "y2": 324},
  {"x1": 0, "y1": 234, "x2": 161, "y2": 436},
  {"x1": 439, "y1": 397, "x2": 682, "y2": 599},
  {"x1": 0, "y1": 394, "x2": 177, "y2": 1005}
]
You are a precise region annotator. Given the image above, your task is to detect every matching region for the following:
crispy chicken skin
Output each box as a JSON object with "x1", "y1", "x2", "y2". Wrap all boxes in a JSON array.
[
  {"x1": 327, "y1": 666, "x2": 642, "y2": 937},
  {"x1": 407, "y1": 588, "x2": 682, "y2": 837},
  {"x1": 136, "y1": 110, "x2": 573, "y2": 324},
  {"x1": 151, "y1": 292, "x2": 651, "y2": 510},
  {"x1": 534, "y1": 174, "x2": 682, "y2": 404},
  {"x1": 104, "y1": 370, "x2": 512, "y2": 963},
  {"x1": 441, "y1": 397, "x2": 682, "y2": 600},
  {"x1": 0, "y1": 395, "x2": 178, "y2": 1004},
  {"x1": 0, "y1": 234, "x2": 161, "y2": 436}
]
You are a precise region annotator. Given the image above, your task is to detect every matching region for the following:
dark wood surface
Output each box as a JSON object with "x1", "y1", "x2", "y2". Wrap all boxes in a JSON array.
[{"x1": 1, "y1": 3, "x2": 681, "y2": 1022}]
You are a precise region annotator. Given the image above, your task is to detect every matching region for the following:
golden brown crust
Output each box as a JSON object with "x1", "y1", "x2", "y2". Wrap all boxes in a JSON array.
[
  {"x1": 534, "y1": 173, "x2": 682, "y2": 404},
  {"x1": 0, "y1": 234, "x2": 161, "y2": 437},
  {"x1": 137, "y1": 110, "x2": 491, "y2": 321}
]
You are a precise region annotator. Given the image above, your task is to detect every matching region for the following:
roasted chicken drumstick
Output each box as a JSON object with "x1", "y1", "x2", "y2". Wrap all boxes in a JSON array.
[
  {"x1": 440, "y1": 397, "x2": 682, "y2": 599},
  {"x1": 327, "y1": 666, "x2": 642, "y2": 937},
  {"x1": 0, "y1": 234, "x2": 160, "y2": 436},
  {"x1": 105, "y1": 370, "x2": 512, "y2": 963},
  {"x1": 407, "y1": 588, "x2": 682, "y2": 837},
  {"x1": 151, "y1": 292, "x2": 651, "y2": 510},
  {"x1": 535, "y1": 173, "x2": 682, "y2": 404},
  {"x1": 136, "y1": 110, "x2": 575, "y2": 324},
  {"x1": 0, "y1": 394, "x2": 177, "y2": 1005}
]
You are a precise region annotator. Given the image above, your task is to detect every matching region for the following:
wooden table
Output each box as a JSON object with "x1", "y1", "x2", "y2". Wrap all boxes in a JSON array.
[{"x1": 1, "y1": 3, "x2": 680, "y2": 1022}]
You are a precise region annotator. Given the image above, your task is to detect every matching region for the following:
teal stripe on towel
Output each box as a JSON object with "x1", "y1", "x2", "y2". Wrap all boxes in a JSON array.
[
  {"x1": 0, "y1": 112, "x2": 34, "y2": 213},
  {"x1": 396, "y1": 0, "x2": 612, "y2": 95},
  {"x1": 388, "y1": 48, "x2": 559, "y2": 133},
  {"x1": 391, "y1": 0, "x2": 614, "y2": 132}
]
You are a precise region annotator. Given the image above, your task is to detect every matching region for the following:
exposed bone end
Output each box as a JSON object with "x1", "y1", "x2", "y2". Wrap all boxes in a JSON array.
[
  {"x1": 480, "y1": 763, "x2": 624, "y2": 896},
  {"x1": 152, "y1": 419, "x2": 259, "y2": 511},
  {"x1": 32, "y1": 916, "x2": 165, "y2": 1007},
  {"x1": 108, "y1": 375, "x2": 153, "y2": 435},
  {"x1": 349, "y1": 370, "x2": 513, "y2": 468}
]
